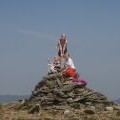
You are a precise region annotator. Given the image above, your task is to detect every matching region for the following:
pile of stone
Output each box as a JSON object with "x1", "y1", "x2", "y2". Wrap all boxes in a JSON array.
[{"x1": 22, "y1": 73, "x2": 117, "y2": 114}]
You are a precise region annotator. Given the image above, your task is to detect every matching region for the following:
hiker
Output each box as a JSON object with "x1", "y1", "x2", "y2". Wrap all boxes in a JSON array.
[
  {"x1": 57, "y1": 33, "x2": 68, "y2": 57},
  {"x1": 48, "y1": 56, "x2": 61, "y2": 74},
  {"x1": 53, "y1": 55, "x2": 61, "y2": 72},
  {"x1": 48, "y1": 62, "x2": 57, "y2": 74},
  {"x1": 62, "y1": 54, "x2": 77, "y2": 78}
]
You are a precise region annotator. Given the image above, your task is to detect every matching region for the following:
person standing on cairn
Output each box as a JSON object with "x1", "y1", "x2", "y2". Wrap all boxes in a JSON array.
[
  {"x1": 57, "y1": 33, "x2": 68, "y2": 57},
  {"x1": 57, "y1": 33, "x2": 68, "y2": 69}
]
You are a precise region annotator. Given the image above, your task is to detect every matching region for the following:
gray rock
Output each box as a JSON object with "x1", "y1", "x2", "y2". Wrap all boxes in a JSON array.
[
  {"x1": 114, "y1": 105, "x2": 120, "y2": 110},
  {"x1": 105, "y1": 106, "x2": 114, "y2": 112},
  {"x1": 28, "y1": 104, "x2": 40, "y2": 114}
]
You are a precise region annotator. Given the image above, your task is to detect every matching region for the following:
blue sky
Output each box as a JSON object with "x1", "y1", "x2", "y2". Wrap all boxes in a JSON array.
[{"x1": 0, "y1": 0, "x2": 120, "y2": 99}]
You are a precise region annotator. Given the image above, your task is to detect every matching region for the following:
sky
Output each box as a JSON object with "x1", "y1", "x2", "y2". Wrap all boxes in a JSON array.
[{"x1": 0, "y1": 0, "x2": 120, "y2": 100}]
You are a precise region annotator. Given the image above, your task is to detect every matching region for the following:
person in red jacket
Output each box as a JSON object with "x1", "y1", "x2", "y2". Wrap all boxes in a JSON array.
[
  {"x1": 57, "y1": 34, "x2": 68, "y2": 57},
  {"x1": 62, "y1": 54, "x2": 77, "y2": 78}
]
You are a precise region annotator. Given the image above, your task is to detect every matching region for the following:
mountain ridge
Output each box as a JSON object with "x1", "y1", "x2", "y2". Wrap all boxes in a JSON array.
[
  {"x1": 0, "y1": 95, "x2": 29, "y2": 103},
  {"x1": 115, "y1": 98, "x2": 120, "y2": 104}
]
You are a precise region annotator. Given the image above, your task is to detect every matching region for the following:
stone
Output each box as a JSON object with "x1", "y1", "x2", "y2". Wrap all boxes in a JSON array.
[
  {"x1": 28, "y1": 104, "x2": 40, "y2": 114},
  {"x1": 64, "y1": 109, "x2": 71, "y2": 118},
  {"x1": 114, "y1": 105, "x2": 120, "y2": 110},
  {"x1": 105, "y1": 107, "x2": 114, "y2": 112},
  {"x1": 67, "y1": 98, "x2": 73, "y2": 103}
]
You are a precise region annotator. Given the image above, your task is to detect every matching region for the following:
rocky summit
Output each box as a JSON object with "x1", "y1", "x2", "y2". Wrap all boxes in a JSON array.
[
  {"x1": 1, "y1": 73, "x2": 118, "y2": 120},
  {"x1": 1, "y1": 34, "x2": 120, "y2": 119},
  {"x1": 27, "y1": 73, "x2": 115, "y2": 112}
]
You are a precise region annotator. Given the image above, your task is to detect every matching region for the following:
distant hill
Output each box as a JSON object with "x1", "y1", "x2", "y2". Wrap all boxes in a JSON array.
[
  {"x1": 0, "y1": 95, "x2": 29, "y2": 103},
  {"x1": 115, "y1": 98, "x2": 120, "y2": 104}
]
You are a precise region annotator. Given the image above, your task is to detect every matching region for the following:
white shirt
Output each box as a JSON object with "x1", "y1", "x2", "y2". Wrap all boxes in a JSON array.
[{"x1": 66, "y1": 57, "x2": 75, "y2": 69}]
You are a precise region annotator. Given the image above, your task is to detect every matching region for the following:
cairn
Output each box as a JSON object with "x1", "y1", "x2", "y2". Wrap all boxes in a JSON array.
[{"x1": 20, "y1": 73, "x2": 117, "y2": 114}]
